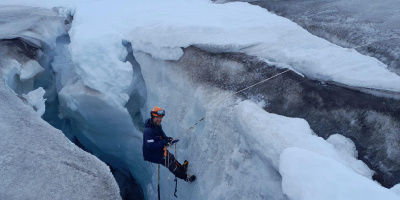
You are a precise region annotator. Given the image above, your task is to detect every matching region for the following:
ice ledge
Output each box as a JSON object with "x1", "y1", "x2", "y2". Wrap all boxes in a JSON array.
[
  {"x1": 0, "y1": 78, "x2": 121, "y2": 199},
  {"x1": 0, "y1": 5, "x2": 70, "y2": 49}
]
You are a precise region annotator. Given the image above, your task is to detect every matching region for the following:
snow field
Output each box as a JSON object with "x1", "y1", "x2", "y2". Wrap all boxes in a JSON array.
[{"x1": 280, "y1": 147, "x2": 400, "y2": 200}]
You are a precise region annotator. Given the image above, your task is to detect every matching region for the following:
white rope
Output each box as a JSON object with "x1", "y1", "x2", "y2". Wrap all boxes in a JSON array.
[
  {"x1": 170, "y1": 68, "x2": 291, "y2": 144},
  {"x1": 233, "y1": 69, "x2": 291, "y2": 95}
]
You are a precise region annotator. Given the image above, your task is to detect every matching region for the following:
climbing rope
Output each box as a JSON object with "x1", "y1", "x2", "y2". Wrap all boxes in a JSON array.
[
  {"x1": 170, "y1": 68, "x2": 291, "y2": 145},
  {"x1": 174, "y1": 116, "x2": 205, "y2": 141},
  {"x1": 232, "y1": 69, "x2": 291, "y2": 96},
  {"x1": 161, "y1": 68, "x2": 292, "y2": 199}
]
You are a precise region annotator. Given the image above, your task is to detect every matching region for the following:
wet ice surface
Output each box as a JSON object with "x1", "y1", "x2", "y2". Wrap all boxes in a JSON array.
[{"x1": 248, "y1": 0, "x2": 400, "y2": 75}]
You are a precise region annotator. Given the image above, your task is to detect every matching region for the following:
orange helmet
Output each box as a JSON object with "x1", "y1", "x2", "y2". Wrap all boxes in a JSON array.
[{"x1": 151, "y1": 106, "x2": 165, "y2": 118}]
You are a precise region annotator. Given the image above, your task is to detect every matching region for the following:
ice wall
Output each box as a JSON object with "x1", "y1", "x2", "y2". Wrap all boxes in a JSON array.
[
  {"x1": 0, "y1": 79, "x2": 121, "y2": 200},
  {"x1": 0, "y1": 6, "x2": 121, "y2": 199},
  {"x1": 178, "y1": 47, "x2": 400, "y2": 188},
  {"x1": 133, "y1": 51, "x2": 399, "y2": 199},
  {"x1": 2, "y1": 1, "x2": 399, "y2": 200}
]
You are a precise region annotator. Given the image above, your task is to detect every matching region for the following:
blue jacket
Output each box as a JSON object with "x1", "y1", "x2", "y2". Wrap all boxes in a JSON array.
[{"x1": 142, "y1": 118, "x2": 169, "y2": 164}]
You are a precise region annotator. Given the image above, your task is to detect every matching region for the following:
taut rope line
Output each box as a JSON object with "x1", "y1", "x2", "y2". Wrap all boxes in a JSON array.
[{"x1": 171, "y1": 68, "x2": 291, "y2": 144}]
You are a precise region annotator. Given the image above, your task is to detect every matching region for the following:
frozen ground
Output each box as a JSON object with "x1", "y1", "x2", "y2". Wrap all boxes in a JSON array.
[{"x1": 1, "y1": 1, "x2": 400, "y2": 200}]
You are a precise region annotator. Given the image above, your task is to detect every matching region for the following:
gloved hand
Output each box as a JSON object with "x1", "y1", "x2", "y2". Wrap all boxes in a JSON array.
[
  {"x1": 166, "y1": 137, "x2": 173, "y2": 143},
  {"x1": 171, "y1": 139, "x2": 179, "y2": 144},
  {"x1": 166, "y1": 139, "x2": 179, "y2": 147}
]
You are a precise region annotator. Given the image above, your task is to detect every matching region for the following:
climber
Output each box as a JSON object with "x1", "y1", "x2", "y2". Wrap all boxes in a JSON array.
[{"x1": 142, "y1": 106, "x2": 196, "y2": 182}]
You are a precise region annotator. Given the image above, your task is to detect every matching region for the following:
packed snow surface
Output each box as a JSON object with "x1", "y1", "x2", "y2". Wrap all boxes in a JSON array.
[
  {"x1": 0, "y1": 80, "x2": 121, "y2": 199},
  {"x1": 0, "y1": 5, "x2": 69, "y2": 48},
  {"x1": 22, "y1": 87, "x2": 46, "y2": 116},
  {"x1": 1, "y1": 0, "x2": 400, "y2": 200},
  {"x1": 0, "y1": 6, "x2": 121, "y2": 199},
  {"x1": 280, "y1": 147, "x2": 400, "y2": 200}
]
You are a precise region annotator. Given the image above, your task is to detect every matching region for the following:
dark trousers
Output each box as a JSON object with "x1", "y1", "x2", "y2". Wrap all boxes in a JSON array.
[{"x1": 161, "y1": 151, "x2": 187, "y2": 180}]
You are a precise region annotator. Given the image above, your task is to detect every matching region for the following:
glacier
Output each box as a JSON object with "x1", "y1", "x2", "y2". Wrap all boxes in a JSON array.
[
  {"x1": 0, "y1": 5, "x2": 121, "y2": 199},
  {"x1": 1, "y1": 0, "x2": 400, "y2": 200},
  {"x1": 247, "y1": 0, "x2": 400, "y2": 76}
]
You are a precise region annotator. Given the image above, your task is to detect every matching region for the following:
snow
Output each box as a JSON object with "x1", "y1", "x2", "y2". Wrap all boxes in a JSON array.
[
  {"x1": 0, "y1": 80, "x2": 121, "y2": 199},
  {"x1": 392, "y1": 184, "x2": 400, "y2": 196},
  {"x1": 0, "y1": 59, "x2": 44, "y2": 95},
  {"x1": 22, "y1": 87, "x2": 46, "y2": 116},
  {"x1": 20, "y1": 60, "x2": 44, "y2": 81},
  {"x1": 1, "y1": 59, "x2": 21, "y2": 93},
  {"x1": 234, "y1": 101, "x2": 373, "y2": 179},
  {"x1": 280, "y1": 147, "x2": 399, "y2": 200},
  {"x1": 1, "y1": 0, "x2": 400, "y2": 199},
  {"x1": 0, "y1": 6, "x2": 121, "y2": 199},
  {"x1": 327, "y1": 134, "x2": 374, "y2": 178},
  {"x1": 76, "y1": 0, "x2": 400, "y2": 95},
  {"x1": 0, "y1": 5, "x2": 69, "y2": 48},
  {"x1": 4, "y1": 0, "x2": 400, "y2": 107},
  {"x1": 246, "y1": 0, "x2": 400, "y2": 76},
  {"x1": 134, "y1": 51, "x2": 392, "y2": 199}
]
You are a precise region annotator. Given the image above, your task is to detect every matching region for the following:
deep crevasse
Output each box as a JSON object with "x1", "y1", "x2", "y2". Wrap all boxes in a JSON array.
[{"x1": 1, "y1": 1, "x2": 400, "y2": 199}]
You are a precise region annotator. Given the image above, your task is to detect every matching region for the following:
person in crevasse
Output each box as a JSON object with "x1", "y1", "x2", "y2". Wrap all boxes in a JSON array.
[{"x1": 142, "y1": 106, "x2": 196, "y2": 182}]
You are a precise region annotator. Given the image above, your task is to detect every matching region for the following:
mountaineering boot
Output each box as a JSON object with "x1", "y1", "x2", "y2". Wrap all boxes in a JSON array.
[
  {"x1": 182, "y1": 160, "x2": 188, "y2": 173},
  {"x1": 186, "y1": 174, "x2": 196, "y2": 182}
]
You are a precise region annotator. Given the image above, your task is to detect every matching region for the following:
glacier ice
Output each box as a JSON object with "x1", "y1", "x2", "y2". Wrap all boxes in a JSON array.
[
  {"x1": 134, "y1": 51, "x2": 398, "y2": 199},
  {"x1": 21, "y1": 87, "x2": 46, "y2": 116},
  {"x1": 280, "y1": 147, "x2": 400, "y2": 200},
  {"x1": 0, "y1": 5, "x2": 69, "y2": 48},
  {"x1": 1, "y1": 1, "x2": 400, "y2": 200},
  {"x1": 0, "y1": 61, "x2": 121, "y2": 200},
  {"x1": 0, "y1": 6, "x2": 121, "y2": 199},
  {"x1": 249, "y1": 0, "x2": 400, "y2": 76}
]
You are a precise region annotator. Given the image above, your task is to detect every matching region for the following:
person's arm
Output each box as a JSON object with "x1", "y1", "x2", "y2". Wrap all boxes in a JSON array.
[
  {"x1": 144, "y1": 130, "x2": 168, "y2": 149},
  {"x1": 160, "y1": 126, "x2": 168, "y2": 139},
  {"x1": 160, "y1": 127, "x2": 174, "y2": 143}
]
